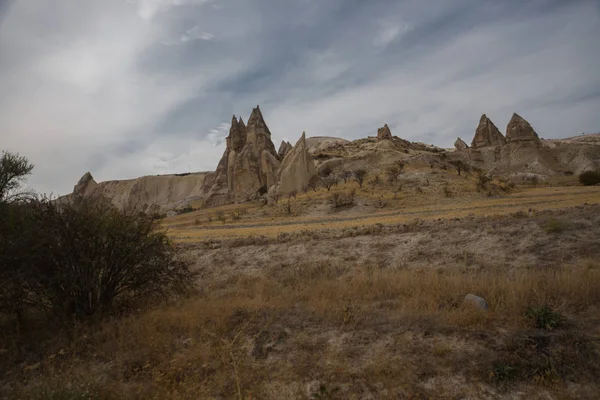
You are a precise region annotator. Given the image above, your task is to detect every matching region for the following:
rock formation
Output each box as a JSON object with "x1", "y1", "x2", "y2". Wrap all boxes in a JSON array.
[
  {"x1": 204, "y1": 106, "x2": 280, "y2": 205},
  {"x1": 377, "y1": 124, "x2": 393, "y2": 141},
  {"x1": 471, "y1": 114, "x2": 506, "y2": 148},
  {"x1": 506, "y1": 113, "x2": 540, "y2": 143},
  {"x1": 278, "y1": 140, "x2": 293, "y2": 158},
  {"x1": 271, "y1": 132, "x2": 317, "y2": 197},
  {"x1": 73, "y1": 172, "x2": 98, "y2": 197},
  {"x1": 454, "y1": 138, "x2": 469, "y2": 151}
]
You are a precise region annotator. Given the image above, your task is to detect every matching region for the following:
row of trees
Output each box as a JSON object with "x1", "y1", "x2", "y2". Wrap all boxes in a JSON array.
[{"x1": 0, "y1": 151, "x2": 193, "y2": 331}]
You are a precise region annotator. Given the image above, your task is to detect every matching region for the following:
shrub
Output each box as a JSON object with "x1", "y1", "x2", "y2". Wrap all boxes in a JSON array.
[
  {"x1": 353, "y1": 168, "x2": 368, "y2": 188},
  {"x1": 525, "y1": 305, "x2": 563, "y2": 330},
  {"x1": 443, "y1": 184, "x2": 452, "y2": 197},
  {"x1": 321, "y1": 175, "x2": 338, "y2": 191},
  {"x1": 579, "y1": 170, "x2": 600, "y2": 186},
  {"x1": 448, "y1": 160, "x2": 470, "y2": 176},
  {"x1": 1, "y1": 201, "x2": 193, "y2": 322},
  {"x1": 329, "y1": 190, "x2": 356, "y2": 209},
  {"x1": 543, "y1": 218, "x2": 569, "y2": 234}
]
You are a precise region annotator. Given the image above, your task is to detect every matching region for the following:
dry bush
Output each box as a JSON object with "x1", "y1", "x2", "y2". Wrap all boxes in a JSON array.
[
  {"x1": 443, "y1": 184, "x2": 452, "y2": 197},
  {"x1": 328, "y1": 190, "x2": 356, "y2": 209},
  {"x1": 320, "y1": 175, "x2": 338, "y2": 191},
  {"x1": 353, "y1": 168, "x2": 368, "y2": 188}
]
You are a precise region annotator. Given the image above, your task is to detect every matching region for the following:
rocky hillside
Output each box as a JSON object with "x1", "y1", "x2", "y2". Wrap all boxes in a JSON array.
[{"x1": 59, "y1": 107, "x2": 600, "y2": 213}]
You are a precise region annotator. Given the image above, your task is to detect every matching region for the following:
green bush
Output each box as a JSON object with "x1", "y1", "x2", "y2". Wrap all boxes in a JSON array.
[
  {"x1": 1, "y1": 201, "x2": 194, "y2": 322},
  {"x1": 543, "y1": 218, "x2": 569, "y2": 234},
  {"x1": 525, "y1": 305, "x2": 563, "y2": 330},
  {"x1": 579, "y1": 170, "x2": 600, "y2": 186}
]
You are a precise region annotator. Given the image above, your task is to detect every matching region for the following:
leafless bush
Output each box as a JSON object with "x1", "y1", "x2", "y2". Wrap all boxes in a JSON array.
[
  {"x1": 353, "y1": 168, "x2": 368, "y2": 188},
  {"x1": 217, "y1": 212, "x2": 227, "y2": 223},
  {"x1": 230, "y1": 210, "x2": 241, "y2": 220},
  {"x1": 321, "y1": 175, "x2": 338, "y2": 191},
  {"x1": 369, "y1": 175, "x2": 382, "y2": 187},
  {"x1": 341, "y1": 170, "x2": 353, "y2": 183},
  {"x1": 376, "y1": 195, "x2": 387, "y2": 208}
]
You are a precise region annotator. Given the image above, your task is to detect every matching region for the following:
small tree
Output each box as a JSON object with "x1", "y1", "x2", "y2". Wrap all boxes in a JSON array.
[
  {"x1": 449, "y1": 160, "x2": 470, "y2": 176},
  {"x1": 386, "y1": 166, "x2": 400, "y2": 185},
  {"x1": 353, "y1": 168, "x2": 368, "y2": 188},
  {"x1": 579, "y1": 170, "x2": 600, "y2": 186},
  {"x1": 301, "y1": 184, "x2": 309, "y2": 194},
  {"x1": 308, "y1": 176, "x2": 320, "y2": 192},
  {"x1": 321, "y1": 175, "x2": 338, "y2": 191},
  {"x1": 341, "y1": 170, "x2": 353, "y2": 183},
  {"x1": 0, "y1": 151, "x2": 34, "y2": 203}
]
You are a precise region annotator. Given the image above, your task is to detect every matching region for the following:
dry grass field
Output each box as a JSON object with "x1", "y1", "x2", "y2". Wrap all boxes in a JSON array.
[{"x1": 3, "y1": 172, "x2": 600, "y2": 399}]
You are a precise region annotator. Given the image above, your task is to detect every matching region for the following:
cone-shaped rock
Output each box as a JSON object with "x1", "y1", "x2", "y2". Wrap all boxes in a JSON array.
[
  {"x1": 226, "y1": 115, "x2": 247, "y2": 152},
  {"x1": 73, "y1": 172, "x2": 98, "y2": 197},
  {"x1": 278, "y1": 140, "x2": 293, "y2": 158},
  {"x1": 272, "y1": 132, "x2": 317, "y2": 196},
  {"x1": 471, "y1": 114, "x2": 506, "y2": 148},
  {"x1": 377, "y1": 124, "x2": 393, "y2": 141},
  {"x1": 246, "y1": 105, "x2": 277, "y2": 156},
  {"x1": 454, "y1": 138, "x2": 469, "y2": 151},
  {"x1": 506, "y1": 113, "x2": 540, "y2": 143}
]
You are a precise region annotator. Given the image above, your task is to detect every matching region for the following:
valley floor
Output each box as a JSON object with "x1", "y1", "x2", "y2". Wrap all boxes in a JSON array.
[{"x1": 2, "y1": 186, "x2": 600, "y2": 399}]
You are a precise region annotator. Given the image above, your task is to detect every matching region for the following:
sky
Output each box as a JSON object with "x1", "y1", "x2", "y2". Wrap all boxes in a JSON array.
[{"x1": 1, "y1": 0, "x2": 599, "y2": 196}]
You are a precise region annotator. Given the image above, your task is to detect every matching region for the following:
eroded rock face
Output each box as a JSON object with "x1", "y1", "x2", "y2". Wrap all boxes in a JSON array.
[
  {"x1": 73, "y1": 172, "x2": 98, "y2": 197},
  {"x1": 278, "y1": 140, "x2": 293, "y2": 158},
  {"x1": 454, "y1": 138, "x2": 469, "y2": 151},
  {"x1": 471, "y1": 114, "x2": 506, "y2": 148},
  {"x1": 204, "y1": 106, "x2": 280, "y2": 204},
  {"x1": 377, "y1": 124, "x2": 393, "y2": 141},
  {"x1": 272, "y1": 132, "x2": 317, "y2": 197},
  {"x1": 506, "y1": 113, "x2": 540, "y2": 143}
]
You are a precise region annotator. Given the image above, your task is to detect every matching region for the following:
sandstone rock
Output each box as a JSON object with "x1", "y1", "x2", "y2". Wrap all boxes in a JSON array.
[
  {"x1": 272, "y1": 132, "x2": 318, "y2": 196},
  {"x1": 278, "y1": 140, "x2": 293, "y2": 158},
  {"x1": 506, "y1": 113, "x2": 540, "y2": 143},
  {"x1": 471, "y1": 114, "x2": 506, "y2": 148},
  {"x1": 454, "y1": 138, "x2": 469, "y2": 151},
  {"x1": 73, "y1": 172, "x2": 98, "y2": 197},
  {"x1": 464, "y1": 294, "x2": 488, "y2": 310},
  {"x1": 203, "y1": 106, "x2": 279, "y2": 204},
  {"x1": 377, "y1": 124, "x2": 393, "y2": 141}
]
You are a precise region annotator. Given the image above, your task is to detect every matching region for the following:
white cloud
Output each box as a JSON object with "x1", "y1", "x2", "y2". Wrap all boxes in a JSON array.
[
  {"x1": 130, "y1": 0, "x2": 213, "y2": 20},
  {"x1": 181, "y1": 26, "x2": 214, "y2": 42},
  {"x1": 373, "y1": 21, "x2": 412, "y2": 48}
]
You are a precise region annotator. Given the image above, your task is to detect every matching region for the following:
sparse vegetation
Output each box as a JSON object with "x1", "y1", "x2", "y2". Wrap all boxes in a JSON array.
[
  {"x1": 526, "y1": 305, "x2": 563, "y2": 330},
  {"x1": 579, "y1": 170, "x2": 600, "y2": 186},
  {"x1": 543, "y1": 217, "x2": 570, "y2": 233},
  {"x1": 321, "y1": 175, "x2": 338, "y2": 191},
  {"x1": 449, "y1": 160, "x2": 470, "y2": 176},
  {"x1": 328, "y1": 190, "x2": 356, "y2": 209},
  {"x1": 353, "y1": 168, "x2": 367, "y2": 188}
]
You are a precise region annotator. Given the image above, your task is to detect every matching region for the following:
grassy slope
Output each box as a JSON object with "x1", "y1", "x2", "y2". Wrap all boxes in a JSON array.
[{"x1": 3, "y1": 205, "x2": 600, "y2": 399}]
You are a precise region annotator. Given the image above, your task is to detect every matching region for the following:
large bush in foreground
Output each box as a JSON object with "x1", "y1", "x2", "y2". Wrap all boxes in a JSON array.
[
  {"x1": 579, "y1": 170, "x2": 600, "y2": 186},
  {"x1": 1, "y1": 200, "x2": 193, "y2": 323}
]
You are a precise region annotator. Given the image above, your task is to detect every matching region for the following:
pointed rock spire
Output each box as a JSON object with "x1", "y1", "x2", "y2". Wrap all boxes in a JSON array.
[
  {"x1": 377, "y1": 124, "x2": 393, "y2": 141},
  {"x1": 278, "y1": 140, "x2": 294, "y2": 159},
  {"x1": 471, "y1": 114, "x2": 506, "y2": 148},
  {"x1": 226, "y1": 114, "x2": 247, "y2": 152},
  {"x1": 73, "y1": 172, "x2": 98, "y2": 197},
  {"x1": 506, "y1": 113, "x2": 540, "y2": 143}
]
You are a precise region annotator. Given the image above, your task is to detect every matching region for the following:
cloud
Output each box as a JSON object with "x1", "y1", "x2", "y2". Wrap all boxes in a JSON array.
[
  {"x1": 373, "y1": 21, "x2": 412, "y2": 48},
  {"x1": 0, "y1": 0, "x2": 599, "y2": 195},
  {"x1": 130, "y1": 0, "x2": 213, "y2": 20}
]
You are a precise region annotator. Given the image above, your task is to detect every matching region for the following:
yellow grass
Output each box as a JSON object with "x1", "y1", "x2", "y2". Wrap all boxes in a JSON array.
[{"x1": 165, "y1": 184, "x2": 600, "y2": 241}]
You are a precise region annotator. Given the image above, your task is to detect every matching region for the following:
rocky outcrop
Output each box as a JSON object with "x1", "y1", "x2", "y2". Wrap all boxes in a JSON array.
[
  {"x1": 203, "y1": 106, "x2": 280, "y2": 205},
  {"x1": 278, "y1": 140, "x2": 293, "y2": 158},
  {"x1": 506, "y1": 113, "x2": 540, "y2": 143},
  {"x1": 454, "y1": 138, "x2": 469, "y2": 151},
  {"x1": 73, "y1": 172, "x2": 98, "y2": 197},
  {"x1": 377, "y1": 124, "x2": 392, "y2": 141},
  {"x1": 271, "y1": 132, "x2": 317, "y2": 197},
  {"x1": 471, "y1": 114, "x2": 506, "y2": 149}
]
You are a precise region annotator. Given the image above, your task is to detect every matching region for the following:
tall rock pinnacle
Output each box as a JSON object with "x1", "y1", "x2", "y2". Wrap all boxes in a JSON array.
[
  {"x1": 471, "y1": 114, "x2": 506, "y2": 148},
  {"x1": 505, "y1": 113, "x2": 540, "y2": 143}
]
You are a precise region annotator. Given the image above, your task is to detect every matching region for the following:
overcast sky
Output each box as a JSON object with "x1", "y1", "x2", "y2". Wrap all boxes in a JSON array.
[{"x1": 1, "y1": 0, "x2": 599, "y2": 195}]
